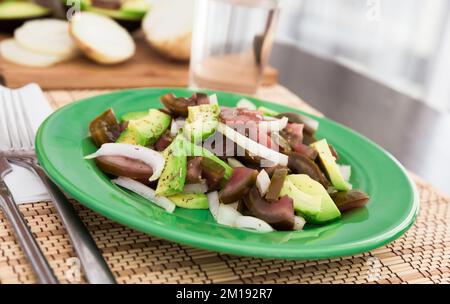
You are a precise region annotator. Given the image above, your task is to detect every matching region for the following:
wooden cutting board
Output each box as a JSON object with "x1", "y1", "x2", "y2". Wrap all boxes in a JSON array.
[{"x1": 0, "y1": 34, "x2": 278, "y2": 89}]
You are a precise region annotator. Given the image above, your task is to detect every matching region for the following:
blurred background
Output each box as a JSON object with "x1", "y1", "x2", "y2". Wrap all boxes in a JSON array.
[
  {"x1": 269, "y1": 0, "x2": 450, "y2": 195},
  {"x1": 277, "y1": 0, "x2": 450, "y2": 111}
]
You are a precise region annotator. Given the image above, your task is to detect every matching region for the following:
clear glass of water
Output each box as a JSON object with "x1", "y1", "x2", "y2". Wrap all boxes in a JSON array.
[{"x1": 189, "y1": 0, "x2": 279, "y2": 94}]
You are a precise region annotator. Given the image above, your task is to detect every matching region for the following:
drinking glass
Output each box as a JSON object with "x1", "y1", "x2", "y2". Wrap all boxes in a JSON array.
[{"x1": 189, "y1": 0, "x2": 279, "y2": 94}]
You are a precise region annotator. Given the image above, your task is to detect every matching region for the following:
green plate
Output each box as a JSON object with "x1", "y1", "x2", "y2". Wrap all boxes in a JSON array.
[{"x1": 36, "y1": 88, "x2": 419, "y2": 260}]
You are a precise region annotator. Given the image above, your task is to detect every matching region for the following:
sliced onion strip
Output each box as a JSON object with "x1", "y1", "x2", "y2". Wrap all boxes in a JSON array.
[
  {"x1": 85, "y1": 143, "x2": 165, "y2": 181},
  {"x1": 258, "y1": 116, "x2": 288, "y2": 133},
  {"x1": 293, "y1": 215, "x2": 306, "y2": 231},
  {"x1": 256, "y1": 169, "x2": 270, "y2": 196},
  {"x1": 236, "y1": 98, "x2": 257, "y2": 110},
  {"x1": 207, "y1": 191, "x2": 220, "y2": 220},
  {"x1": 217, "y1": 204, "x2": 242, "y2": 226},
  {"x1": 218, "y1": 123, "x2": 288, "y2": 166},
  {"x1": 183, "y1": 183, "x2": 208, "y2": 194},
  {"x1": 112, "y1": 177, "x2": 175, "y2": 213},
  {"x1": 209, "y1": 94, "x2": 218, "y2": 105},
  {"x1": 170, "y1": 118, "x2": 185, "y2": 136},
  {"x1": 234, "y1": 216, "x2": 274, "y2": 232},
  {"x1": 339, "y1": 165, "x2": 352, "y2": 182}
]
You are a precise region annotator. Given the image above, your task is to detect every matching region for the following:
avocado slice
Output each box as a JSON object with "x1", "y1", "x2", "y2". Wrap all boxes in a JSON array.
[
  {"x1": 168, "y1": 193, "x2": 208, "y2": 209},
  {"x1": 120, "y1": 111, "x2": 148, "y2": 122},
  {"x1": 0, "y1": 1, "x2": 51, "y2": 33},
  {"x1": 310, "y1": 139, "x2": 351, "y2": 191},
  {"x1": 183, "y1": 104, "x2": 220, "y2": 143},
  {"x1": 156, "y1": 139, "x2": 187, "y2": 196},
  {"x1": 287, "y1": 174, "x2": 341, "y2": 223},
  {"x1": 0, "y1": 1, "x2": 50, "y2": 19},
  {"x1": 121, "y1": 0, "x2": 150, "y2": 18},
  {"x1": 279, "y1": 178, "x2": 321, "y2": 219},
  {"x1": 116, "y1": 124, "x2": 146, "y2": 146},
  {"x1": 117, "y1": 109, "x2": 171, "y2": 146},
  {"x1": 63, "y1": 0, "x2": 145, "y2": 31},
  {"x1": 81, "y1": 0, "x2": 148, "y2": 20}
]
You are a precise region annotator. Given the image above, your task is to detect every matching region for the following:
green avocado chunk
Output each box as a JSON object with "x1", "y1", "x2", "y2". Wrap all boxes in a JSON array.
[
  {"x1": 115, "y1": 125, "x2": 146, "y2": 146},
  {"x1": 0, "y1": 2, "x2": 50, "y2": 19},
  {"x1": 117, "y1": 109, "x2": 171, "y2": 146},
  {"x1": 287, "y1": 174, "x2": 341, "y2": 223},
  {"x1": 310, "y1": 139, "x2": 351, "y2": 191},
  {"x1": 279, "y1": 178, "x2": 321, "y2": 219},
  {"x1": 183, "y1": 104, "x2": 220, "y2": 143},
  {"x1": 120, "y1": 111, "x2": 148, "y2": 122},
  {"x1": 168, "y1": 193, "x2": 208, "y2": 209},
  {"x1": 155, "y1": 139, "x2": 187, "y2": 196},
  {"x1": 121, "y1": 0, "x2": 150, "y2": 17},
  {"x1": 81, "y1": 0, "x2": 149, "y2": 20}
]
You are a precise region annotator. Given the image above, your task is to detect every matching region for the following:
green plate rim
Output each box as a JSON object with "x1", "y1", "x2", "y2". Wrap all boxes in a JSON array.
[{"x1": 35, "y1": 87, "x2": 420, "y2": 260}]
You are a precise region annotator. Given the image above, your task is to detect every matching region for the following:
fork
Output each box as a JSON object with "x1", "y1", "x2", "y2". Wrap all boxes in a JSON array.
[
  {"x1": 0, "y1": 86, "x2": 116, "y2": 284},
  {"x1": 0, "y1": 94, "x2": 58, "y2": 284}
]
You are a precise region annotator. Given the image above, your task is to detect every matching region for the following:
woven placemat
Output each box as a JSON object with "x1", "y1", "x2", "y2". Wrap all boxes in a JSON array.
[{"x1": 1, "y1": 86, "x2": 449, "y2": 284}]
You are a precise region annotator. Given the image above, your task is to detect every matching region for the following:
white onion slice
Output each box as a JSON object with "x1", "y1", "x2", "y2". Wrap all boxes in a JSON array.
[
  {"x1": 207, "y1": 191, "x2": 220, "y2": 220},
  {"x1": 299, "y1": 114, "x2": 319, "y2": 131},
  {"x1": 256, "y1": 169, "x2": 270, "y2": 196},
  {"x1": 339, "y1": 165, "x2": 352, "y2": 182},
  {"x1": 15, "y1": 19, "x2": 77, "y2": 57},
  {"x1": 183, "y1": 183, "x2": 208, "y2": 194},
  {"x1": 217, "y1": 204, "x2": 242, "y2": 226},
  {"x1": 218, "y1": 123, "x2": 288, "y2": 166},
  {"x1": 236, "y1": 98, "x2": 256, "y2": 110},
  {"x1": 234, "y1": 216, "x2": 274, "y2": 232},
  {"x1": 293, "y1": 215, "x2": 306, "y2": 231},
  {"x1": 170, "y1": 119, "x2": 178, "y2": 136},
  {"x1": 70, "y1": 12, "x2": 135, "y2": 64},
  {"x1": 227, "y1": 157, "x2": 244, "y2": 168},
  {"x1": 112, "y1": 177, "x2": 175, "y2": 213},
  {"x1": 228, "y1": 202, "x2": 239, "y2": 210},
  {"x1": 209, "y1": 191, "x2": 274, "y2": 233},
  {"x1": 258, "y1": 116, "x2": 288, "y2": 133},
  {"x1": 170, "y1": 118, "x2": 185, "y2": 136},
  {"x1": 209, "y1": 94, "x2": 218, "y2": 105},
  {"x1": 85, "y1": 143, "x2": 165, "y2": 181}
]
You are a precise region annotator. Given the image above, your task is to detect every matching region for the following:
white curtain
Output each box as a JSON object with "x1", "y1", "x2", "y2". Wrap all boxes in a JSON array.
[{"x1": 276, "y1": 0, "x2": 450, "y2": 111}]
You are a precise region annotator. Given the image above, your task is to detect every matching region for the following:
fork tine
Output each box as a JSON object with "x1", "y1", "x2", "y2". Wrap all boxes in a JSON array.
[
  {"x1": 1, "y1": 90, "x2": 20, "y2": 151},
  {"x1": 16, "y1": 91, "x2": 35, "y2": 150},
  {"x1": 9, "y1": 90, "x2": 28, "y2": 151},
  {"x1": 0, "y1": 90, "x2": 11, "y2": 150}
]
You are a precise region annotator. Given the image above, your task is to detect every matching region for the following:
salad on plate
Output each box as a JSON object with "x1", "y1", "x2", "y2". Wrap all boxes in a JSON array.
[{"x1": 85, "y1": 92, "x2": 370, "y2": 232}]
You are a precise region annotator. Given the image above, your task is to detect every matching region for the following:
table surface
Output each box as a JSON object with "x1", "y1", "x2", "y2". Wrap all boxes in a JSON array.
[
  {"x1": 0, "y1": 85, "x2": 449, "y2": 284},
  {"x1": 270, "y1": 43, "x2": 450, "y2": 196}
]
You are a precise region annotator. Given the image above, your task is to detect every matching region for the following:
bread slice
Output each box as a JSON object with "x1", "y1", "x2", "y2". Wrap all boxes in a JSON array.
[{"x1": 70, "y1": 12, "x2": 135, "y2": 65}]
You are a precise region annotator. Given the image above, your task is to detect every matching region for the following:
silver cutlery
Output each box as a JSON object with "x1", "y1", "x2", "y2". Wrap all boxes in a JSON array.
[
  {"x1": 0, "y1": 85, "x2": 116, "y2": 284},
  {"x1": 0, "y1": 100, "x2": 58, "y2": 284}
]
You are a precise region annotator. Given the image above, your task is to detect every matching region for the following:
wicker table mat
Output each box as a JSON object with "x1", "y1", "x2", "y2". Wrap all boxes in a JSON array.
[{"x1": 1, "y1": 85, "x2": 449, "y2": 284}]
